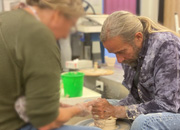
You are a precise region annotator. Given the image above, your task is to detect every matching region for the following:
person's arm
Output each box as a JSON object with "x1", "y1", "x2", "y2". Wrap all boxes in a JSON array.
[
  {"x1": 39, "y1": 102, "x2": 91, "y2": 130},
  {"x1": 60, "y1": 102, "x2": 73, "y2": 107},
  {"x1": 39, "y1": 106, "x2": 82, "y2": 130},
  {"x1": 92, "y1": 40, "x2": 180, "y2": 120},
  {"x1": 18, "y1": 20, "x2": 67, "y2": 129},
  {"x1": 20, "y1": 25, "x2": 61, "y2": 128}
]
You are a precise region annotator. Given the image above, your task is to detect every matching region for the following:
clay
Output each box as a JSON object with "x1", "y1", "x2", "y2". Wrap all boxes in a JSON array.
[{"x1": 94, "y1": 117, "x2": 117, "y2": 130}]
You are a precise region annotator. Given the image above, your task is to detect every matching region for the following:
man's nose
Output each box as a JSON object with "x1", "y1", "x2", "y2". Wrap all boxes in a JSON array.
[{"x1": 116, "y1": 54, "x2": 125, "y2": 63}]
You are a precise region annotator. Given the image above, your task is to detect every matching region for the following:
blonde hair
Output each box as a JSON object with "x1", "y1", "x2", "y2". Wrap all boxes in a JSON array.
[
  {"x1": 26, "y1": 0, "x2": 84, "y2": 18},
  {"x1": 100, "y1": 11, "x2": 179, "y2": 43}
]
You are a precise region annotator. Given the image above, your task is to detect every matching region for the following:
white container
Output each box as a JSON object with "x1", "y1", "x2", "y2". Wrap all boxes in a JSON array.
[
  {"x1": 66, "y1": 59, "x2": 93, "y2": 69},
  {"x1": 105, "y1": 56, "x2": 116, "y2": 67}
]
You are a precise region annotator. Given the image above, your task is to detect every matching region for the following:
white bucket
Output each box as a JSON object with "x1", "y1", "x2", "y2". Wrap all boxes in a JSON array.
[{"x1": 105, "y1": 56, "x2": 116, "y2": 67}]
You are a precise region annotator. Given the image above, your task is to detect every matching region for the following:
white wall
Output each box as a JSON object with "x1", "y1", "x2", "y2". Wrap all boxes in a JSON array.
[
  {"x1": 0, "y1": 0, "x2": 3, "y2": 12},
  {"x1": 0, "y1": 0, "x2": 25, "y2": 12},
  {"x1": 3, "y1": 0, "x2": 21, "y2": 11},
  {"x1": 59, "y1": 36, "x2": 72, "y2": 71},
  {"x1": 85, "y1": 0, "x2": 103, "y2": 14},
  {"x1": 140, "y1": 0, "x2": 159, "y2": 22}
]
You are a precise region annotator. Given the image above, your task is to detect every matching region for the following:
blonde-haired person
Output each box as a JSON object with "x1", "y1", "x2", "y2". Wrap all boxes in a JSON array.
[
  {"x1": 91, "y1": 11, "x2": 180, "y2": 130},
  {"x1": 0, "y1": 0, "x2": 101, "y2": 130}
]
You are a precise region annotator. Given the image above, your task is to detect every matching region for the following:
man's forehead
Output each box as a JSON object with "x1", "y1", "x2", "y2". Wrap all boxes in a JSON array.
[{"x1": 103, "y1": 37, "x2": 126, "y2": 53}]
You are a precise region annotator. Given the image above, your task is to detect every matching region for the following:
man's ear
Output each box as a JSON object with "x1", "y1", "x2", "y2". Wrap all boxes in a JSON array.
[
  {"x1": 135, "y1": 32, "x2": 143, "y2": 41},
  {"x1": 134, "y1": 32, "x2": 143, "y2": 47}
]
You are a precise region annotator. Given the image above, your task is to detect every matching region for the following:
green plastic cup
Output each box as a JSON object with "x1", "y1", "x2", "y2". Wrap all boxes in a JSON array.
[{"x1": 61, "y1": 72, "x2": 84, "y2": 97}]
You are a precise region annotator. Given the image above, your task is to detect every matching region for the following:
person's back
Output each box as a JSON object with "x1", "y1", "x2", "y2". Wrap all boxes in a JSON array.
[
  {"x1": 0, "y1": 9, "x2": 61, "y2": 130},
  {"x1": 0, "y1": 9, "x2": 27, "y2": 130}
]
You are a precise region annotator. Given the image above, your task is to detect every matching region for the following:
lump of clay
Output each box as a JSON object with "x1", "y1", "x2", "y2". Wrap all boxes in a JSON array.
[{"x1": 94, "y1": 116, "x2": 117, "y2": 130}]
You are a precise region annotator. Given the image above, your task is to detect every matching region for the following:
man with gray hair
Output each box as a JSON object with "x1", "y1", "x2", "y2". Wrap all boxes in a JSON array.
[{"x1": 91, "y1": 11, "x2": 180, "y2": 130}]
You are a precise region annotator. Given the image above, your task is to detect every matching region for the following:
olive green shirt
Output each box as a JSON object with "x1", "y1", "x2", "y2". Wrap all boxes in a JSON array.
[{"x1": 0, "y1": 9, "x2": 61, "y2": 130}]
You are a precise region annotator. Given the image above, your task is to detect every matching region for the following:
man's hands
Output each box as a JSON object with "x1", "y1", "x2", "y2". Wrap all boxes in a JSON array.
[
  {"x1": 91, "y1": 98, "x2": 116, "y2": 119},
  {"x1": 91, "y1": 98, "x2": 127, "y2": 119},
  {"x1": 60, "y1": 98, "x2": 128, "y2": 119},
  {"x1": 40, "y1": 99, "x2": 127, "y2": 130}
]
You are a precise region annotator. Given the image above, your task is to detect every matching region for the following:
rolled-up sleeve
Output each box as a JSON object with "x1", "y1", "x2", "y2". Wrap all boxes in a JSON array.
[{"x1": 125, "y1": 41, "x2": 180, "y2": 120}]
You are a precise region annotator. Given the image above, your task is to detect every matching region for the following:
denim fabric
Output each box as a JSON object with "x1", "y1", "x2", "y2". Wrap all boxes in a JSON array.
[
  {"x1": 131, "y1": 112, "x2": 180, "y2": 130},
  {"x1": 108, "y1": 100, "x2": 180, "y2": 129},
  {"x1": 108, "y1": 99, "x2": 121, "y2": 106}
]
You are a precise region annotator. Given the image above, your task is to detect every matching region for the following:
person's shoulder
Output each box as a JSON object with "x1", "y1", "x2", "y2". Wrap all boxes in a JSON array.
[
  {"x1": 147, "y1": 32, "x2": 180, "y2": 58},
  {"x1": 149, "y1": 32, "x2": 180, "y2": 43},
  {"x1": 20, "y1": 10, "x2": 53, "y2": 37},
  {"x1": 0, "y1": 9, "x2": 53, "y2": 38},
  {"x1": 17, "y1": 10, "x2": 56, "y2": 46},
  {"x1": 147, "y1": 32, "x2": 180, "y2": 50}
]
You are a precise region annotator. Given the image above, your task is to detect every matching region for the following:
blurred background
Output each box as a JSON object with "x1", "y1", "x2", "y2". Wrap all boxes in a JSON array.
[{"x1": 0, "y1": 0, "x2": 179, "y2": 101}]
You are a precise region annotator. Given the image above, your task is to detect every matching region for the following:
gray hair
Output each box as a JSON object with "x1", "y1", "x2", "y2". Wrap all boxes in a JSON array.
[{"x1": 100, "y1": 11, "x2": 179, "y2": 43}]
